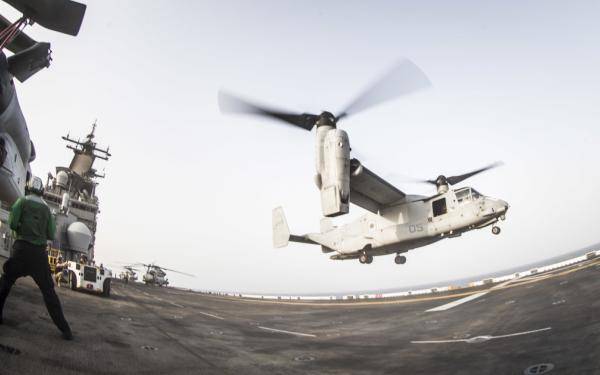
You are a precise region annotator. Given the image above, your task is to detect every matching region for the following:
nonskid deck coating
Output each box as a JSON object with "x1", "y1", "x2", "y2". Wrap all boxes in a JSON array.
[{"x1": 0, "y1": 258, "x2": 598, "y2": 374}]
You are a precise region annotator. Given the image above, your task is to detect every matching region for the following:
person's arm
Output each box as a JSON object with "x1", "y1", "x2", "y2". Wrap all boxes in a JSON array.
[
  {"x1": 47, "y1": 210, "x2": 56, "y2": 241},
  {"x1": 8, "y1": 198, "x2": 24, "y2": 232}
]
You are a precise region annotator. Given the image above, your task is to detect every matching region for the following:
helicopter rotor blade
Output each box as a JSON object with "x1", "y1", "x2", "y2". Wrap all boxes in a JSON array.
[
  {"x1": 444, "y1": 161, "x2": 504, "y2": 186},
  {"x1": 420, "y1": 161, "x2": 504, "y2": 186},
  {"x1": 158, "y1": 267, "x2": 195, "y2": 277},
  {"x1": 218, "y1": 91, "x2": 319, "y2": 131},
  {"x1": 336, "y1": 59, "x2": 431, "y2": 121},
  {"x1": 3, "y1": 0, "x2": 87, "y2": 36}
]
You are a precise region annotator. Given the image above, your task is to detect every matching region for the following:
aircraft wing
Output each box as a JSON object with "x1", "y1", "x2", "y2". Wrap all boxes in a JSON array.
[{"x1": 349, "y1": 158, "x2": 406, "y2": 213}]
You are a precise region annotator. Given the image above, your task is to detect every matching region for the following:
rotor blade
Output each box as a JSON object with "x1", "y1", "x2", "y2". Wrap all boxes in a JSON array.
[
  {"x1": 446, "y1": 161, "x2": 504, "y2": 185},
  {"x1": 0, "y1": 14, "x2": 36, "y2": 53},
  {"x1": 3, "y1": 0, "x2": 87, "y2": 36},
  {"x1": 337, "y1": 59, "x2": 431, "y2": 120},
  {"x1": 132, "y1": 262, "x2": 151, "y2": 268},
  {"x1": 218, "y1": 90, "x2": 318, "y2": 131},
  {"x1": 159, "y1": 267, "x2": 195, "y2": 277}
]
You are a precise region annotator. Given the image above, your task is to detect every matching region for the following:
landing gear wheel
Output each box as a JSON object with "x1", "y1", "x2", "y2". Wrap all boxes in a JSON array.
[
  {"x1": 492, "y1": 226, "x2": 501, "y2": 235},
  {"x1": 365, "y1": 255, "x2": 373, "y2": 264},
  {"x1": 394, "y1": 255, "x2": 407, "y2": 265},
  {"x1": 359, "y1": 253, "x2": 368, "y2": 264}
]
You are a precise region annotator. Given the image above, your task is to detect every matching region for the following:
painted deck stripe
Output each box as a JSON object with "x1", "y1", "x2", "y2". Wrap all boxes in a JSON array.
[
  {"x1": 258, "y1": 326, "x2": 316, "y2": 338},
  {"x1": 426, "y1": 291, "x2": 488, "y2": 312},
  {"x1": 198, "y1": 311, "x2": 225, "y2": 320},
  {"x1": 411, "y1": 327, "x2": 552, "y2": 344}
]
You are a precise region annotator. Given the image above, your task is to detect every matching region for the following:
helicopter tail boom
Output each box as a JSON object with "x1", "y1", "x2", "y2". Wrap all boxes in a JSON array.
[{"x1": 272, "y1": 207, "x2": 318, "y2": 248}]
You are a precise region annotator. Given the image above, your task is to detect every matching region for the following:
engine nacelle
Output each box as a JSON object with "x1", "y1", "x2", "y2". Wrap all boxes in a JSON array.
[{"x1": 318, "y1": 128, "x2": 350, "y2": 217}]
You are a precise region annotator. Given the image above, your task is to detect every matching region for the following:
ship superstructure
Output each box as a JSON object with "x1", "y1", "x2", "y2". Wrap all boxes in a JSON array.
[{"x1": 43, "y1": 122, "x2": 110, "y2": 261}]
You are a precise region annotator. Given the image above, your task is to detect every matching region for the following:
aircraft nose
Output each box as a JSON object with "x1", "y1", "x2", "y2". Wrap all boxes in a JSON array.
[{"x1": 499, "y1": 200, "x2": 509, "y2": 212}]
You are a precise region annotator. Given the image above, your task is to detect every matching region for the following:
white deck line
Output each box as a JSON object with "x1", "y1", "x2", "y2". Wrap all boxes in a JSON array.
[
  {"x1": 198, "y1": 311, "x2": 225, "y2": 320},
  {"x1": 258, "y1": 326, "x2": 316, "y2": 338},
  {"x1": 426, "y1": 291, "x2": 488, "y2": 312},
  {"x1": 411, "y1": 327, "x2": 552, "y2": 344}
]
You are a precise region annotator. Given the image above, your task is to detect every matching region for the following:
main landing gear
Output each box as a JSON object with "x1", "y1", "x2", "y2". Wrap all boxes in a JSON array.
[
  {"x1": 492, "y1": 226, "x2": 501, "y2": 235},
  {"x1": 394, "y1": 254, "x2": 407, "y2": 265},
  {"x1": 358, "y1": 253, "x2": 373, "y2": 264}
]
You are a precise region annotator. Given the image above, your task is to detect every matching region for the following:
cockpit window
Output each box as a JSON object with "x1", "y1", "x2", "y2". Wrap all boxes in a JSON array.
[
  {"x1": 455, "y1": 188, "x2": 471, "y2": 204},
  {"x1": 471, "y1": 189, "x2": 482, "y2": 199}
]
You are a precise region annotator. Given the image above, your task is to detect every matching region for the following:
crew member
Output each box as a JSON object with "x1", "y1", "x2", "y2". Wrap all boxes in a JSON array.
[
  {"x1": 55, "y1": 256, "x2": 69, "y2": 288},
  {"x1": 0, "y1": 177, "x2": 73, "y2": 340}
]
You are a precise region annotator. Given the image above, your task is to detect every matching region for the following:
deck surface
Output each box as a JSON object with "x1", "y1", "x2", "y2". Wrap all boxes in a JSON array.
[{"x1": 0, "y1": 258, "x2": 599, "y2": 374}]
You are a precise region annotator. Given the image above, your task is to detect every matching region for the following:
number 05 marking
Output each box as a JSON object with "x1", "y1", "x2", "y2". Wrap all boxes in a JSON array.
[{"x1": 409, "y1": 224, "x2": 424, "y2": 233}]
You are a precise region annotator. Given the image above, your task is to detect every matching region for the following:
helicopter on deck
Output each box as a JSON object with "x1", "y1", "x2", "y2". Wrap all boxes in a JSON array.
[
  {"x1": 136, "y1": 263, "x2": 194, "y2": 287},
  {"x1": 119, "y1": 266, "x2": 139, "y2": 283}
]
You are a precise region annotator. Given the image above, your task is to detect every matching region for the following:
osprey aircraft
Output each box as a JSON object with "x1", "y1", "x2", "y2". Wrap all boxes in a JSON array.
[
  {"x1": 219, "y1": 59, "x2": 509, "y2": 265},
  {"x1": 0, "y1": 0, "x2": 86, "y2": 205}
]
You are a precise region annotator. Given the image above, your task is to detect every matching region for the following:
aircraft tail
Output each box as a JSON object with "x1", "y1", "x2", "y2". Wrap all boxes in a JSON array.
[
  {"x1": 272, "y1": 207, "x2": 318, "y2": 248},
  {"x1": 272, "y1": 207, "x2": 291, "y2": 248}
]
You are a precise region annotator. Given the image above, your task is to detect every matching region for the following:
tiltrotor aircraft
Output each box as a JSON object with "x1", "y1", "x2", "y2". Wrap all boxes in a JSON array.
[
  {"x1": 137, "y1": 263, "x2": 194, "y2": 287},
  {"x1": 0, "y1": 0, "x2": 86, "y2": 205},
  {"x1": 219, "y1": 59, "x2": 509, "y2": 265}
]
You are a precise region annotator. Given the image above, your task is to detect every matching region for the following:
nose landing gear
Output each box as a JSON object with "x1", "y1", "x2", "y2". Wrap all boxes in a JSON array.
[
  {"x1": 358, "y1": 253, "x2": 373, "y2": 264},
  {"x1": 394, "y1": 255, "x2": 407, "y2": 265},
  {"x1": 492, "y1": 226, "x2": 501, "y2": 235}
]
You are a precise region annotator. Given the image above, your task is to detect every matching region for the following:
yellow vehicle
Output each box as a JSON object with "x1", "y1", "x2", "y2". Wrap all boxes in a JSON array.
[{"x1": 47, "y1": 248, "x2": 63, "y2": 274}]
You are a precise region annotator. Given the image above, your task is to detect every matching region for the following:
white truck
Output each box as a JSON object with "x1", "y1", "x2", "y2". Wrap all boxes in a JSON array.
[{"x1": 65, "y1": 261, "x2": 112, "y2": 297}]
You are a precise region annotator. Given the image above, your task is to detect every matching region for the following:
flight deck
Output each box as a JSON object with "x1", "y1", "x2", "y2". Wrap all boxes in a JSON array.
[{"x1": 0, "y1": 253, "x2": 599, "y2": 374}]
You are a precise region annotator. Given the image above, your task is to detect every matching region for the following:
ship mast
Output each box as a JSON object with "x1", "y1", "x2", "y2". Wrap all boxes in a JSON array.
[{"x1": 61, "y1": 120, "x2": 111, "y2": 179}]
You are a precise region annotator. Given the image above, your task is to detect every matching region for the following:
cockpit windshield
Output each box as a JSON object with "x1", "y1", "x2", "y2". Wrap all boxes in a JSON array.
[{"x1": 455, "y1": 187, "x2": 484, "y2": 203}]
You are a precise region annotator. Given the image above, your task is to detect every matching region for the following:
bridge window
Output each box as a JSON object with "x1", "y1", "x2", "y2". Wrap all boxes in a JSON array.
[{"x1": 432, "y1": 198, "x2": 447, "y2": 217}]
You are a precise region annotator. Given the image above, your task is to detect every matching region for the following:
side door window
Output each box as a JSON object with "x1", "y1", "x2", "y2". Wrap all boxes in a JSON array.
[{"x1": 432, "y1": 198, "x2": 447, "y2": 217}]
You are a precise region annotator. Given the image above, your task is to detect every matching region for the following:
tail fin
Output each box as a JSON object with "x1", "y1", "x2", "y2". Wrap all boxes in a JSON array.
[
  {"x1": 272, "y1": 207, "x2": 291, "y2": 248},
  {"x1": 320, "y1": 217, "x2": 334, "y2": 233}
]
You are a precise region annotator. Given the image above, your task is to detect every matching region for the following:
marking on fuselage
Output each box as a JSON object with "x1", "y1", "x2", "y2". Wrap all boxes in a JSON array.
[
  {"x1": 411, "y1": 327, "x2": 552, "y2": 344},
  {"x1": 258, "y1": 326, "x2": 317, "y2": 338},
  {"x1": 198, "y1": 311, "x2": 224, "y2": 320}
]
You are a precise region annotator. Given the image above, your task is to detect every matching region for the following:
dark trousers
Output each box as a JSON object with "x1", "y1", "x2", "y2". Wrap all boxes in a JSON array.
[{"x1": 0, "y1": 240, "x2": 71, "y2": 333}]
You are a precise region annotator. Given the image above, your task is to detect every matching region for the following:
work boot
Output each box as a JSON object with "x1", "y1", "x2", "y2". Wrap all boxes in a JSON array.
[{"x1": 61, "y1": 329, "x2": 73, "y2": 341}]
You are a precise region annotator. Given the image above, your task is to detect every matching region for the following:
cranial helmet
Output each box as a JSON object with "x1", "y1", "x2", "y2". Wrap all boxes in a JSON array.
[{"x1": 27, "y1": 176, "x2": 44, "y2": 195}]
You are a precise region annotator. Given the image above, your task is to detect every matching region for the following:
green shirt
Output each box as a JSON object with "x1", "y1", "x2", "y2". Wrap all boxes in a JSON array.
[{"x1": 9, "y1": 195, "x2": 56, "y2": 246}]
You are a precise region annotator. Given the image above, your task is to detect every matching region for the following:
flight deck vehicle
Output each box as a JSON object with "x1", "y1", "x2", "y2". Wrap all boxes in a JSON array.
[{"x1": 66, "y1": 261, "x2": 112, "y2": 297}]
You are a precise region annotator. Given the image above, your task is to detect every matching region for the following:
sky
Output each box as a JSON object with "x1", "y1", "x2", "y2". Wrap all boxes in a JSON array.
[{"x1": 1, "y1": 0, "x2": 599, "y2": 294}]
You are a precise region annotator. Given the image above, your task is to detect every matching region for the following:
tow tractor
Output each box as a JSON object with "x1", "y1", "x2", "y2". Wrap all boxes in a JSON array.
[{"x1": 49, "y1": 248, "x2": 112, "y2": 297}]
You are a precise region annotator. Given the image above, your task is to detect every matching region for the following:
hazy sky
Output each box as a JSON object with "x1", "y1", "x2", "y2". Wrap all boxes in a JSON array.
[{"x1": 2, "y1": 1, "x2": 599, "y2": 293}]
